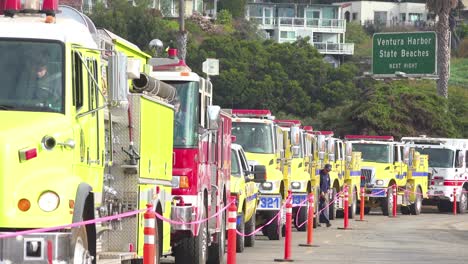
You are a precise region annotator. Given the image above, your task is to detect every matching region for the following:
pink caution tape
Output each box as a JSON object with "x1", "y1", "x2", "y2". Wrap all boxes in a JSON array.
[
  {"x1": 296, "y1": 190, "x2": 343, "y2": 229},
  {"x1": 154, "y1": 200, "x2": 234, "y2": 226},
  {"x1": 0, "y1": 208, "x2": 145, "y2": 240},
  {"x1": 1, "y1": 200, "x2": 235, "y2": 240}
]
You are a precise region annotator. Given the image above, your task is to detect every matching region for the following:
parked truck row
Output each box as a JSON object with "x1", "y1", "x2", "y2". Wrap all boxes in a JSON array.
[{"x1": 1, "y1": 2, "x2": 467, "y2": 264}]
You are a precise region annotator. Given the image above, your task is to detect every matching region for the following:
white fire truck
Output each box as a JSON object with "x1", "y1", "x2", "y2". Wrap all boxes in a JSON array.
[{"x1": 402, "y1": 136, "x2": 468, "y2": 213}]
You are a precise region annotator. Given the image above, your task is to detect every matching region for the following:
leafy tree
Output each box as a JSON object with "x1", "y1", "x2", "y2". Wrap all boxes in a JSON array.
[{"x1": 218, "y1": 0, "x2": 247, "y2": 18}]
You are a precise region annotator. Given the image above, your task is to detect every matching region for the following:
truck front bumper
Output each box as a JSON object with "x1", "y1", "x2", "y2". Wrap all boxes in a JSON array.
[
  {"x1": 0, "y1": 232, "x2": 70, "y2": 263},
  {"x1": 171, "y1": 205, "x2": 195, "y2": 231}
]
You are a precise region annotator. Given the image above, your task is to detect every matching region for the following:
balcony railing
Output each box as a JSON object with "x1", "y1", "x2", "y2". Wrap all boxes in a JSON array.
[
  {"x1": 249, "y1": 16, "x2": 346, "y2": 30},
  {"x1": 313, "y1": 42, "x2": 354, "y2": 55},
  {"x1": 278, "y1": 38, "x2": 354, "y2": 55}
]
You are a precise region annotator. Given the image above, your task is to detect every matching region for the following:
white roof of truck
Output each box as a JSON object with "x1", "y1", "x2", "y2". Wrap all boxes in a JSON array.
[
  {"x1": 0, "y1": 15, "x2": 97, "y2": 48},
  {"x1": 402, "y1": 137, "x2": 468, "y2": 149}
]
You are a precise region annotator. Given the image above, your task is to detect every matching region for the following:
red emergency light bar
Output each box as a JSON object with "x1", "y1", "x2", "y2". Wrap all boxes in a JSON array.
[
  {"x1": 2, "y1": 0, "x2": 58, "y2": 16},
  {"x1": 153, "y1": 48, "x2": 192, "y2": 72},
  {"x1": 303, "y1": 126, "x2": 313, "y2": 132},
  {"x1": 275, "y1": 119, "x2": 301, "y2": 127},
  {"x1": 232, "y1": 109, "x2": 272, "y2": 118},
  {"x1": 344, "y1": 135, "x2": 394, "y2": 141}
]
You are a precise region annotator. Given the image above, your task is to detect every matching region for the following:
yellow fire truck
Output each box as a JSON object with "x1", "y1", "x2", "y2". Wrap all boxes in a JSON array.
[
  {"x1": 312, "y1": 131, "x2": 362, "y2": 219},
  {"x1": 0, "y1": 3, "x2": 175, "y2": 263},
  {"x1": 274, "y1": 120, "x2": 312, "y2": 231},
  {"x1": 231, "y1": 109, "x2": 287, "y2": 240},
  {"x1": 345, "y1": 135, "x2": 428, "y2": 215},
  {"x1": 230, "y1": 143, "x2": 264, "y2": 252}
]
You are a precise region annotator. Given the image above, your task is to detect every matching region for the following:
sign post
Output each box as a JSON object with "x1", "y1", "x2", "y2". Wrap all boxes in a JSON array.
[{"x1": 372, "y1": 31, "x2": 437, "y2": 78}]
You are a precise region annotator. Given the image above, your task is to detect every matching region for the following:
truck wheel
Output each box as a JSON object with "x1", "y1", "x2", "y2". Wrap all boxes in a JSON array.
[
  {"x1": 400, "y1": 206, "x2": 411, "y2": 215},
  {"x1": 410, "y1": 187, "x2": 422, "y2": 215},
  {"x1": 71, "y1": 226, "x2": 92, "y2": 264},
  {"x1": 174, "y1": 206, "x2": 208, "y2": 264},
  {"x1": 265, "y1": 217, "x2": 280, "y2": 240},
  {"x1": 294, "y1": 206, "x2": 307, "y2": 231},
  {"x1": 349, "y1": 186, "x2": 357, "y2": 219},
  {"x1": 437, "y1": 200, "x2": 451, "y2": 213},
  {"x1": 381, "y1": 187, "x2": 393, "y2": 216},
  {"x1": 244, "y1": 213, "x2": 256, "y2": 247},
  {"x1": 329, "y1": 188, "x2": 337, "y2": 220},
  {"x1": 208, "y1": 206, "x2": 226, "y2": 264},
  {"x1": 364, "y1": 207, "x2": 371, "y2": 215},
  {"x1": 458, "y1": 189, "x2": 468, "y2": 214},
  {"x1": 236, "y1": 213, "x2": 245, "y2": 253}
]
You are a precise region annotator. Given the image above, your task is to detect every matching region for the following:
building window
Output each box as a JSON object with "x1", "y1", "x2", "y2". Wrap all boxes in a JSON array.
[
  {"x1": 280, "y1": 31, "x2": 296, "y2": 39},
  {"x1": 400, "y1": 13, "x2": 406, "y2": 22},
  {"x1": 374, "y1": 11, "x2": 388, "y2": 25},
  {"x1": 352, "y1": 12, "x2": 358, "y2": 20},
  {"x1": 409, "y1": 13, "x2": 422, "y2": 22},
  {"x1": 313, "y1": 33, "x2": 322, "y2": 43}
]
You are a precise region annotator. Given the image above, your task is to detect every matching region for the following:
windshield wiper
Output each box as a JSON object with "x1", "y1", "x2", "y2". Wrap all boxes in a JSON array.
[{"x1": 0, "y1": 104, "x2": 15, "y2": 110}]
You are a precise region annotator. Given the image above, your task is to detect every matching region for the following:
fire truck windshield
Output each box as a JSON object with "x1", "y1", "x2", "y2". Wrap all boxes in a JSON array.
[
  {"x1": 415, "y1": 147, "x2": 454, "y2": 168},
  {"x1": 0, "y1": 39, "x2": 64, "y2": 113},
  {"x1": 166, "y1": 81, "x2": 199, "y2": 148},
  {"x1": 352, "y1": 143, "x2": 391, "y2": 163},
  {"x1": 232, "y1": 123, "x2": 274, "y2": 154}
]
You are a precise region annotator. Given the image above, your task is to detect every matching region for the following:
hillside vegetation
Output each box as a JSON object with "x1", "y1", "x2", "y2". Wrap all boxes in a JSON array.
[{"x1": 88, "y1": 0, "x2": 468, "y2": 138}]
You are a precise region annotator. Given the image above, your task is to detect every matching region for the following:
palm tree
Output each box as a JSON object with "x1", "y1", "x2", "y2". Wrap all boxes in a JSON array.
[
  {"x1": 177, "y1": 0, "x2": 188, "y2": 61},
  {"x1": 426, "y1": 0, "x2": 458, "y2": 98}
]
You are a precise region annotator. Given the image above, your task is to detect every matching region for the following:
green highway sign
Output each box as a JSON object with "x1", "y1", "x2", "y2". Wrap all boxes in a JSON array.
[{"x1": 372, "y1": 31, "x2": 437, "y2": 76}]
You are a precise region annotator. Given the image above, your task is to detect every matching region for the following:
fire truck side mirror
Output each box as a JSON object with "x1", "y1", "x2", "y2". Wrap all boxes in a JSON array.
[
  {"x1": 328, "y1": 153, "x2": 335, "y2": 162},
  {"x1": 318, "y1": 151, "x2": 325, "y2": 160},
  {"x1": 403, "y1": 145, "x2": 410, "y2": 165},
  {"x1": 456, "y1": 150, "x2": 465, "y2": 168},
  {"x1": 291, "y1": 146, "x2": 300, "y2": 157},
  {"x1": 346, "y1": 155, "x2": 352, "y2": 163},
  {"x1": 252, "y1": 165, "x2": 267, "y2": 183},
  {"x1": 290, "y1": 126, "x2": 300, "y2": 146},
  {"x1": 207, "y1": 105, "x2": 221, "y2": 130},
  {"x1": 108, "y1": 52, "x2": 129, "y2": 111}
]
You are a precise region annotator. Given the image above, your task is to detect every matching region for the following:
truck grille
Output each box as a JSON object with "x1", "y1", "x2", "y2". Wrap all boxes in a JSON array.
[{"x1": 361, "y1": 169, "x2": 372, "y2": 184}]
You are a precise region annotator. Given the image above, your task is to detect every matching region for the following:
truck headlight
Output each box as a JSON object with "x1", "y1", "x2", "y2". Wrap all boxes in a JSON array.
[
  {"x1": 291, "y1": 182, "x2": 301, "y2": 190},
  {"x1": 375, "y1": 180, "x2": 384, "y2": 186},
  {"x1": 38, "y1": 191, "x2": 60, "y2": 212},
  {"x1": 261, "y1": 182, "x2": 273, "y2": 190}
]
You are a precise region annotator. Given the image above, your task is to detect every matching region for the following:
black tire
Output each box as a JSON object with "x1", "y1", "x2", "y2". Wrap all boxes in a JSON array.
[
  {"x1": 265, "y1": 216, "x2": 280, "y2": 240},
  {"x1": 400, "y1": 206, "x2": 411, "y2": 215},
  {"x1": 294, "y1": 206, "x2": 307, "y2": 232},
  {"x1": 348, "y1": 186, "x2": 357, "y2": 219},
  {"x1": 458, "y1": 189, "x2": 468, "y2": 214},
  {"x1": 410, "y1": 187, "x2": 423, "y2": 215},
  {"x1": 381, "y1": 187, "x2": 393, "y2": 216},
  {"x1": 156, "y1": 211, "x2": 163, "y2": 264},
  {"x1": 71, "y1": 226, "x2": 92, "y2": 264},
  {"x1": 329, "y1": 188, "x2": 337, "y2": 220},
  {"x1": 174, "y1": 205, "x2": 208, "y2": 264},
  {"x1": 236, "y1": 213, "x2": 245, "y2": 253},
  {"x1": 208, "y1": 204, "x2": 226, "y2": 264},
  {"x1": 364, "y1": 207, "x2": 371, "y2": 215},
  {"x1": 244, "y1": 212, "x2": 256, "y2": 247},
  {"x1": 437, "y1": 200, "x2": 452, "y2": 213}
]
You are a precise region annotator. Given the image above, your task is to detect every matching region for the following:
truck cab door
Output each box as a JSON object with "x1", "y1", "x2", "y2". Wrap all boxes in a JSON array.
[
  {"x1": 239, "y1": 149, "x2": 255, "y2": 217},
  {"x1": 72, "y1": 51, "x2": 103, "y2": 175},
  {"x1": 394, "y1": 145, "x2": 406, "y2": 183}
]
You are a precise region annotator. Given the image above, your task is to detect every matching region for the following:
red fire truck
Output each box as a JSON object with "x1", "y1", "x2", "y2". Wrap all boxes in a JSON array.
[{"x1": 149, "y1": 50, "x2": 231, "y2": 264}]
